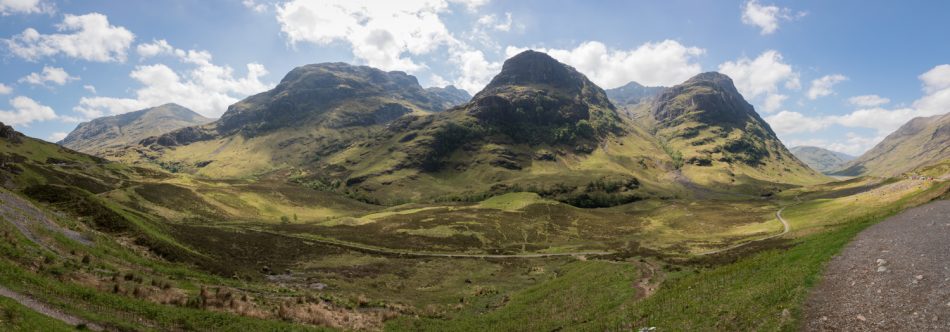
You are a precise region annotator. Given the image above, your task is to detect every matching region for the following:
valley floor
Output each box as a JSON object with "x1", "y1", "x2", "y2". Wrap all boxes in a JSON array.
[{"x1": 804, "y1": 199, "x2": 950, "y2": 331}]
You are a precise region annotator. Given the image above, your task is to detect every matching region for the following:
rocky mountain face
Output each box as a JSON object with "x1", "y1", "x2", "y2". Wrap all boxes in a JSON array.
[
  {"x1": 790, "y1": 146, "x2": 854, "y2": 174},
  {"x1": 425, "y1": 85, "x2": 471, "y2": 111},
  {"x1": 606, "y1": 81, "x2": 665, "y2": 106},
  {"x1": 835, "y1": 113, "x2": 950, "y2": 177},
  {"x1": 648, "y1": 72, "x2": 825, "y2": 189},
  {"x1": 0, "y1": 121, "x2": 22, "y2": 143},
  {"x1": 60, "y1": 104, "x2": 210, "y2": 155},
  {"x1": 125, "y1": 52, "x2": 826, "y2": 203}
]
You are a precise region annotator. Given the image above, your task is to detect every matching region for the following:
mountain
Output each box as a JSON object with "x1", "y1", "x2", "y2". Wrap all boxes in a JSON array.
[
  {"x1": 127, "y1": 62, "x2": 453, "y2": 176},
  {"x1": 606, "y1": 81, "x2": 665, "y2": 106},
  {"x1": 835, "y1": 113, "x2": 950, "y2": 177},
  {"x1": 59, "y1": 103, "x2": 210, "y2": 155},
  {"x1": 291, "y1": 50, "x2": 674, "y2": 205},
  {"x1": 646, "y1": 72, "x2": 827, "y2": 191},
  {"x1": 789, "y1": 146, "x2": 855, "y2": 174},
  {"x1": 425, "y1": 85, "x2": 471, "y2": 110}
]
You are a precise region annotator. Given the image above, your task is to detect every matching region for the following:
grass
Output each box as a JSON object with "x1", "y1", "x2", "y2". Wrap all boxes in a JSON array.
[{"x1": 0, "y1": 296, "x2": 75, "y2": 332}]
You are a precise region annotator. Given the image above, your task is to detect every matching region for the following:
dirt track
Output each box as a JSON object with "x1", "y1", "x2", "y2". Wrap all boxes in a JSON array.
[{"x1": 803, "y1": 199, "x2": 950, "y2": 331}]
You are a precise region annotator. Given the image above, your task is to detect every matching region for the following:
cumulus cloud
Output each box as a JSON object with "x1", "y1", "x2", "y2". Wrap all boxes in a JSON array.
[
  {"x1": 449, "y1": 49, "x2": 501, "y2": 93},
  {"x1": 765, "y1": 110, "x2": 830, "y2": 134},
  {"x1": 718, "y1": 50, "x2": 798, "y2": 112},
  {"x1": 477, "y1": 13, "x2": 513, "y2": 32},
  {"x1": 47, "y1": 131, "x2": 67, "y2": 142},
  {"x1": 0, "y1": 83, "x2": 11, "y2": 95},
  {"x1": 741, "y1": 0, "x2": 804, "y2": 35},
  {"x1": 275, "y1": 0, "x2": 464, "y2": 72},
  {"x1": 806, "y1": 74, "x2": 847, "y2": 100},
  {"x1": 82, "y1": 85, "x2": 96, "y2": 94},
  {"x1": 242, "y1": 0, "x2": 268, "y2": 13},
  {"x1": 0, "y1": 96, "x2": 57, "y2": 126},
  {"x1": 19, "y1": 66, "x2": 78, "y2": 86},
  {"x1": 0, "y1": 0, "x2": 53, "y2": 15},
  {"x1": 505, "y1": 40, "x2": 705, "y2": 89},
  {"x1": 4, "y1": 13, "x2": 134, "y2": 62},
  {"x1": 74, "y1": 41, "x2": 271, "y2": 119},
  {"x1": 136, "y1": 39, "x2": 175, "y2": 59},
  {"x1": 848, "y1": 94, "x2": 889, "y2": 107}
]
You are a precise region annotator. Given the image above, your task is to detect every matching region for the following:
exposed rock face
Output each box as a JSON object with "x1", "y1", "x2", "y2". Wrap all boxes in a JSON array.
[
  {"x1": 59, "y1": 103, "x2": 210, "y2": 154},
  {"x1": 835, "y1": 113, "x2": 950, "y2": 177},
  {"x1": 651, "y1": 72, "x2": 797, "y2": 167},
  {"x1": 215, "y1": 63, "x2": 442, "y2": 135},
  {"x1": 464, "y1": 50, "x2": 622, "y2": 143},
  {"x1": 0, "y1": 122, "x2": 22, "y2": 143},
  {"x1": 790, "y1": 146, "x2": 855, "y2": 174},
  {"x1": 424, "y1": 85, "x2": 471, "y2": 111},
  {"x1": 606, "y1": 81, "x2": 665, "y2": 106}
]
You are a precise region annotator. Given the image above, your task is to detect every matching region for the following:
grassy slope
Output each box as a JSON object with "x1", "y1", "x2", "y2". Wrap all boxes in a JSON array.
[{"x1": 379, "y1": 176, "x2": 948, "y2": 331}]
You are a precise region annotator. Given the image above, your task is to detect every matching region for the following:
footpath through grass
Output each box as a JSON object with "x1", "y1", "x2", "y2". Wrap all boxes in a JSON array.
[{"x1": 386, "y1": 181, "x2": 949, "y2": 331}]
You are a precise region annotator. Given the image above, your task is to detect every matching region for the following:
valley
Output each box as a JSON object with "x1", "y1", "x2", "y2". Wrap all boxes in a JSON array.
[{"x1": 1, "y1": 50, "x2": 948, "y2": 331}]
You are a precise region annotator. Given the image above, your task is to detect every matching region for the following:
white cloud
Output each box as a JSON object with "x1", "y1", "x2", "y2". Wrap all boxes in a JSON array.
[
  {"x1": 741, "y1": 0, "x2": 804, "y2": 35},
  {"x1": 0, "y1": 96, "x2": 57, "y2": 126},
  {"x1": 47, "y1": 131, "x2": 67, "y2": 142},
  {"x1": 919, "y1": 64, "x2": 950, "y2": 93},
  {"x1": 136, "y1": 39, "x2": 175, "y2": 59},
  {"x1": 0, "y1": 83, "x2": 11, "y2": 95},
  {"x1": 242, "y1": 0, "x2": 268, "y2": 13},
  {"x1": 765, "y1": 110, "x2": 830, "y2": 134},
  {"x1": 19, "y1": 66, "x2": 78, "y2": 86},
  {"x1": 450, "y1": 49, "x2": 501, "y2": 93},
  {"x1": 74, "y1": 41, "x2": 272, "y2": 119},
  {"x1": 762, "y1": 93, "x2": 787, "y2": 113},
  {"x1": 718, "y1": 50, "x2": 799, "y2": 112},
  {"x1": 448, "y1": 0, "x2": 489, "y2": 11},
  {"x1": 0, "y1": 0, "x2": 53, "y2": 15},
  {"x1": 276, "y1": 0, "x2": 463, "y2": 73},
  {"x1": 848, "y1": 94, "x2": 890, "y2": 107},
  {"x1": 83, "y1": 84, "x2": 96, "y2": 94},
  {"x1": 4, "y1": 13, "x2": 134, "y2": 62},
  {"x1": 477, "y1": 13, "x2": 513, "y2": 32},
  {"x1": 505, "y1": 40, "x2": 705, "y2": 89},
  {"x1": 806, "y1": 74, "x2": 847, "y2": 100}
]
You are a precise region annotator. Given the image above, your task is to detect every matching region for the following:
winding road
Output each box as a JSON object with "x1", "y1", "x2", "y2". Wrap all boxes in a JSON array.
[{"x1": 696, "y1": 205, "x2": 792, "y2": 256}]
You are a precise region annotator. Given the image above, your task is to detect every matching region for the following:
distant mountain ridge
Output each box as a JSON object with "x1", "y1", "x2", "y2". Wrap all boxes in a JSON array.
[
  {"x1": 835, "y1": 113, "x2": 950, "y2": 177},
  {"x1": 790, "y1": 146, "x2": 854, "y2": 174},
  {"x1": 606, "y1": 81, "x2": 665, "y2": 106},
  {"x1": 59, "y1": 103, "x2": 211, "y2": 155}
]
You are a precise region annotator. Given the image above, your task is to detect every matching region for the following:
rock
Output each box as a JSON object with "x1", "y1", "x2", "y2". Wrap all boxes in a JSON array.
[
  {"x1": 877, "y1": 266, "x2": 888, "y2": 272},
  {"x1": 876, "y1": 258, "x2": 888, "y2": 266},
  {"x1": 857, "y1": 314, "x2": 867, "y2": 321},
  {"x1": 915, "y1": 275, "x2": 924, "y2": 280}
]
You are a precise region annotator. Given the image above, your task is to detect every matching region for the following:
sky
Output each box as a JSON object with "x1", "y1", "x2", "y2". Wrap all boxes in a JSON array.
[{"x1": 1, "y1": 0, "x2": 949, "y2": 156}]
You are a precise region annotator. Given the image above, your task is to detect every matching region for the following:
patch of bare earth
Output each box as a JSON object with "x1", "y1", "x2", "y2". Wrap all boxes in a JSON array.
[{"x1": 804, "y1": 200, "x2": 950, "y2": 331}]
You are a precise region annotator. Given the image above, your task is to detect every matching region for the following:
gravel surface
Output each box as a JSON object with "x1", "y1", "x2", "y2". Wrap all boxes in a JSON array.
[
  {"x1": 803, "y1": 199, "x2": 950, "y2": 331},
  {"x1": 0, "y1": 286, "x2": 103, "y2": 331}
]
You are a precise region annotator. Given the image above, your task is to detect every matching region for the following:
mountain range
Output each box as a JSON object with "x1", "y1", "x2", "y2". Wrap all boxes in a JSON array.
[
  {"x1": 835, "y1": 113, "x2": 950, "y2": 177},
  {"x1": 790, "y1": 146, "x2": 855, "y2": 174},
  {"x1": 59, "y1": 103, "x2": 211, "y2": 155},
  {"x1": 85, "y1": 50, "x2": 829, "y2": 205}
]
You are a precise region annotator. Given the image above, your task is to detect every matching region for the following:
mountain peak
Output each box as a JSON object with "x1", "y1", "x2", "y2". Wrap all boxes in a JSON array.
[
  {"x1": 59, "y1": 104, "x2": 211, "y2": 154},
  {"x1": 481, "y1": 50, "x2": 582, "y2": 93}
]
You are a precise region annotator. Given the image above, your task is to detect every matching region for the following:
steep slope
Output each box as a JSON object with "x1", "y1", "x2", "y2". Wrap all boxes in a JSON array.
[
  {"x1": 648, "y1": 72, "x2": 827, "y2": 192},
  {"x1": 606, "y1": 81, "x2": 665, "y2": 106},
  {"x1": 790, "y1": 146, "x2": 855, "y2": 174},
  {"x1": 425, "y1": 85, "x2": 471, "y2": 110},
  {"x1": 835, "y1": 113, "x2": 950, "y2": 177},
  {"x1": 128, "y1": 62, "x2": 450, "y2": 176},
  {"x1": 59, "y1": 103, "x2": 210, "y2": 156},
  {"x1": 299, "y1": 50, "x2": 676, "y2": 205}
]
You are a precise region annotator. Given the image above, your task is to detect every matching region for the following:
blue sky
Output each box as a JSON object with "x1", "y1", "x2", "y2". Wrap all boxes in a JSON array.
[{"x1": 1, "y1": 0, "x2": 949, "y2": 156}]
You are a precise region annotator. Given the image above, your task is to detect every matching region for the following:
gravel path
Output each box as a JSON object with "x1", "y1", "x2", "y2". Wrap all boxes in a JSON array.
[
  {"x1": 696, "y1": 205, "x2": 791, "y2": 256},
  {"x1": 803, "y1": 199, "x2": 950, "y2": 331},
  {"x1": 0, "y1": 286, "x2": 103, "y2": 331}
]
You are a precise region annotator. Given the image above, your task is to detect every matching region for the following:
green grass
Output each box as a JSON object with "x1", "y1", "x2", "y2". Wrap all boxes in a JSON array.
[
  {"x1": 386, "y1": 260, "x2": 637, "y2": 331},
  {"x1": 0, "y1": 296, "x2": 76, "y2": 332}
]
